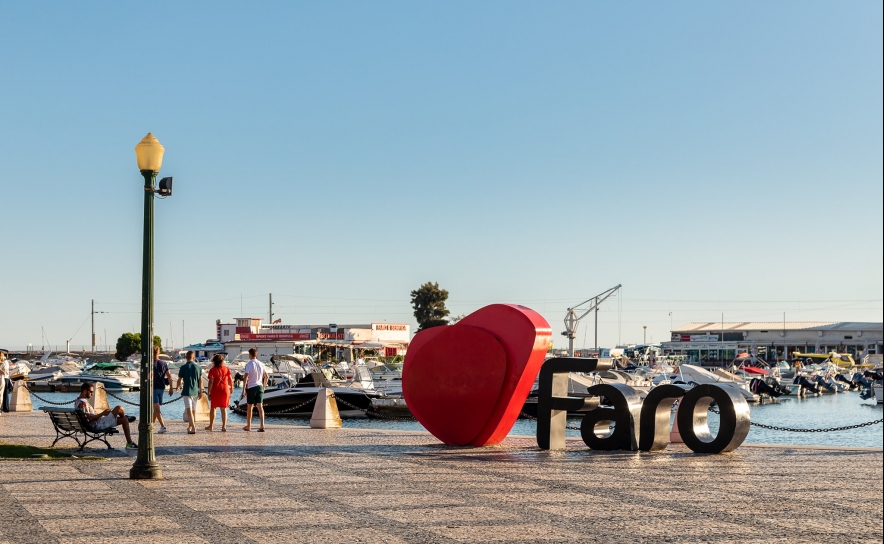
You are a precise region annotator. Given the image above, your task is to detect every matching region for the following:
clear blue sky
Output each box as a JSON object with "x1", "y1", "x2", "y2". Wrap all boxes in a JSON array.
[{"x1": 1, "y1": 2, "x2": 881, "y2": 351}]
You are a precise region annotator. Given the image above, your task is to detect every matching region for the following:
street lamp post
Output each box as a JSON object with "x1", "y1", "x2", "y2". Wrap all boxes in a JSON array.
[{"x1": 130, "y1": 133, "x2": 165, "y2": 480}]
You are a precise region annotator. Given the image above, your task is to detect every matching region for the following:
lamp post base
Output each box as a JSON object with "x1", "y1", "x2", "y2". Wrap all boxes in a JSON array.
[{"x1": 129, "y1": 462, "x2": 163, "y2": 480}]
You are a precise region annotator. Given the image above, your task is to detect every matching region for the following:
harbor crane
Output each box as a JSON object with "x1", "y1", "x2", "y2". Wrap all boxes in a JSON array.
[{"x1": 562, "y1": 284, "x2": 622, "y2": 357}]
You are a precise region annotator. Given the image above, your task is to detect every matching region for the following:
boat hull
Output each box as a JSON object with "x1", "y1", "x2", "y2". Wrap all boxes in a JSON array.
[{"x1": 231, "y1": 387, "x2": 382, "y2": 417}]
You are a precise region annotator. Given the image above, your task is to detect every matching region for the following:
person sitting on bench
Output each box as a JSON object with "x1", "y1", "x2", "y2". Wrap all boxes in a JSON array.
[{"x1": 75, "y1": 382, "x2": 138, "y2": 449}]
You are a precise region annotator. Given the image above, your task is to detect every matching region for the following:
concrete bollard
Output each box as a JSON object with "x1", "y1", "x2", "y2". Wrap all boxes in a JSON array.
[
  {"x1": 184, "y1": 394, "x2": 211, "y2": 423},
  {"x1": 669, "y1": 403, "x2": 683, "y2": 444},
  {"x1": 310, "y1": 388, "x2": 342, "y2": 429},
  {"x1": 89, "y1": 382, "x2": 111, "y2": 412},
  {"x1": 10, "y1": 381, "x2": 33, "y2": 412}
]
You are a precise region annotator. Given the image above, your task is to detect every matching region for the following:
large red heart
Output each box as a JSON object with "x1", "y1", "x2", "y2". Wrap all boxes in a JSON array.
[{"x1": 403, "y1": 304, "x2": 551, "y2": 446}]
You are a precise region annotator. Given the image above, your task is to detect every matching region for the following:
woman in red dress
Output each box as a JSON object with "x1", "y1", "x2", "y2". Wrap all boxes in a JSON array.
[{"x1": 206, "y1": 354, "x2": 234, "y2": 431}]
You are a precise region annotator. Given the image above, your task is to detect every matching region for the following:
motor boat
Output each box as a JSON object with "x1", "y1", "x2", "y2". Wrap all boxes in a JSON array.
[
  {"x1": 6, "y1": 360, "x2": 31, "y2": 381},
  {"x1": 26, "y1": 361, "x2": 82, "y2": 382},
  {"x1": 231, "y1": 383, "x2": 384, "y2": 417},
  {"x1": 58, "y1": 362, "x2": 139, "y2": 391},
  {"x1": 677, "y1": 364, "x2": 758, "y2": 401}
]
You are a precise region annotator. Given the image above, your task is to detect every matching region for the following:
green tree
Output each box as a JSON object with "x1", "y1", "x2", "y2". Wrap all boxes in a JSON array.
[
  {"x1": 410, "y1": 281, "x2": 450, "y2": 331},
  {"x1": 114, "y1": 333, "x2": 163, "y2": 361}
]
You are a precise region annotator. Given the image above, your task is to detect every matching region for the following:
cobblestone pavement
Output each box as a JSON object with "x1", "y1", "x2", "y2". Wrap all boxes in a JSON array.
[{"x1": 1, "y1": 412, "x2": 881, "y2": 543}]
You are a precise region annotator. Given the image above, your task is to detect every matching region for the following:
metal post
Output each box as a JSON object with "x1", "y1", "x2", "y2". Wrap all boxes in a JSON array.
[
  {"x1": 91, "y1": 300, "x2": 95, "y2": 353},
  {"x1": 594, "y1": 298, "x2": 598, "y2": 350},
  {"x1": 130, "y1": 170, "x2": 162, "y2": 480}
]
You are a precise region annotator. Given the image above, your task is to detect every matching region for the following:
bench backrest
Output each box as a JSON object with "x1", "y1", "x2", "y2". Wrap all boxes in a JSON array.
[
  {"x1": 40, "y1": 406, "x2": 111, "y2": 433},
  {"x1": 42, "y1": 408, "x2": 88, "y2": 432}
]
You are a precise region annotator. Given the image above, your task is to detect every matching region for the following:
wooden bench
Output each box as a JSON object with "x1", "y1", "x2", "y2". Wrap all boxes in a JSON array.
[{"x1": 40, "y1": 406, "x2": 119, "y2": 450}]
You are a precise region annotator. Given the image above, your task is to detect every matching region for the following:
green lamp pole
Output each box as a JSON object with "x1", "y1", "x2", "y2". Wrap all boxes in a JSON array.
[{"x1": 130, "y1": 133, "x2": 165, "y2": 480}]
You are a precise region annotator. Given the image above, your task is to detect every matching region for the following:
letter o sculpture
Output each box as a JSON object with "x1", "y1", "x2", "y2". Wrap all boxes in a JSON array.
[{"x1": 676, "y1": 384, "x2": 750, "y2": 454}]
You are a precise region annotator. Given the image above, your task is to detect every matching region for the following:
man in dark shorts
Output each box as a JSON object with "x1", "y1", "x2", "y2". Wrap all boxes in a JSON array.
[
  {"x1": 241, "y1": 348, "x2": 268, "y2": 432},
  {"x1": 152, "y1": 346, "x2": 174, "y2": 433}
]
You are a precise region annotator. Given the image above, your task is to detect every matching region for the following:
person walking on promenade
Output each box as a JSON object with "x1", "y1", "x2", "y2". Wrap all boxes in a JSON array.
[
  {"x1": 241, "y1": 348, "x2": 268, "y2": 432},
  {"x1": 176, "y1": 351, "x2": 203, "y2": 435},
  {"x1": 75, "y1": 382, "x2": 138, "y2": 449},
  {"x1": 0, "y1": 350, "x2": 9, "y2": 414},
  {"x1": 152, "y1": 346, "x2": 173, "y2": 434},
  {"x1": 206, "y1": 354, "x2": 233, "y2": 432}
]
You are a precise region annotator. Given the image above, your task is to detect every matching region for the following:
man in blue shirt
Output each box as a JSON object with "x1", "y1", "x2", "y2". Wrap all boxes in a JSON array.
[{"x1": 176, "y1": 350, "x2": 204, "y2": 434}]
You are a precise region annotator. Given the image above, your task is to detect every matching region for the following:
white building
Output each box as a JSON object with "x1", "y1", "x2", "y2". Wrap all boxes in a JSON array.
[
  {"x1": 216, "y1": 318, "x2": 410, "y2": 361},
  {"x1": 661, "y1": 321, "x2": 882, "y2": 364}
]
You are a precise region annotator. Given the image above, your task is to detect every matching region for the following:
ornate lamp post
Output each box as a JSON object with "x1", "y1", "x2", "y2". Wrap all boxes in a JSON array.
[{"x1": 130, "y1": 133, "x2": 166, "y2": 480}]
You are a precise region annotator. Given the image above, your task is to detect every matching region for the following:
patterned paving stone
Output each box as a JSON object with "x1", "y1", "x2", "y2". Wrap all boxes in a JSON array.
[
  {"x1": 209, "y1": 511, "x2": 345, "y2": 528},
  {"x1": 427, "y1": 523, "x2": 584, "y2": 542},
  {"x1": 0, "y1": 412, "x2": 880, "y2": 544},
  {"x1": 37, "y1": 515, "x2": 179, "y2": 535},
  {"x1": 378, "y1": 506, "x2": 518, "y2": 524},
  {"x1": 241, "y1": 528, "x2": 408, "y2": 543}
]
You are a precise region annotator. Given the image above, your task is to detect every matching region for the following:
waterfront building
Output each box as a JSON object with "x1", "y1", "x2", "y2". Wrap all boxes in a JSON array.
[
  {"x1": 215, "y1": 318, "x2": 410, "y2": 361},
  {"x1": 661, "y1": 321, "x2": 883, "y2": 364}
]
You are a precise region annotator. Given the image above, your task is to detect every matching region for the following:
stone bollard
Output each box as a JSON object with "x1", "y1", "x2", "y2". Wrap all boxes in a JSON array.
[
  {"x1": 184, "y1": 394, "x2": 211, "y2": 423},
  {"x1": 310, "y1": 388, "x2": 342, "y2": 429},
  {"x1": 10, "y1": 381, "x2": 33, "y2": 412},
  {"x1": 669, "y1": 403, "x2": 683, "y2": 444},
  {"x1": 89, "y1": 382, "x2": 111, "y2": 412}
]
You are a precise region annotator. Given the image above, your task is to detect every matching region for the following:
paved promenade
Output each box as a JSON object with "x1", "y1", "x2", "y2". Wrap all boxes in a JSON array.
[{"x1": 0, "y1": 412, "x2": 881, "y2": 543}]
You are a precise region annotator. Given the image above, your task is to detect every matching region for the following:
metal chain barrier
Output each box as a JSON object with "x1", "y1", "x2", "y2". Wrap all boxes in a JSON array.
[
  {"x1": 707, "y1": 406, "x2": 883, "y2": 433},
  {"x1": 748, "y1": 418, "x2": 883, "y2": 433},
  {"x1": 519, "y1": 411, "x2": 583, "y2": 431},
  {"x1": 260, "y1": 396, "x2": 319, "y2": 415},
  {"x1": 332, "y1": 394, "x2": 416, "y2": 421},
  {"x1": 25, "y1": 388, "x2": 78, "y2": 406},
  {"x1": 104, "y1": 390, "x2": 140, "y2": 407}
]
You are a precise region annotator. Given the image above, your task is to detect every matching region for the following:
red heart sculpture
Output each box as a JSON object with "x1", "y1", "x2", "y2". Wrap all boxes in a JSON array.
[{"x1": 403, "y1": 304, "x2": 551, "y2": 446}]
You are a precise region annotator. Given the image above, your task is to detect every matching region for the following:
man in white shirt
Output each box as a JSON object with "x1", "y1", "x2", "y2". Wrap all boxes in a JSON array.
[
  {"x1": 241, "y1": 348, "x2": 268, "y2": 432},
  {"x1": 75, "y1": 382, "x2": 138, "y2": 448}
]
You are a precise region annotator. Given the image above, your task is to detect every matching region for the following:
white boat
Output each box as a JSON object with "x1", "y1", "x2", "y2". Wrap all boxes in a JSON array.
[
  {"x1": 58, "y1": 362, "x2": 140, "y2": 391},
  {"x1": 678, "y1": 364, "x2": 758, "y2": 401}
]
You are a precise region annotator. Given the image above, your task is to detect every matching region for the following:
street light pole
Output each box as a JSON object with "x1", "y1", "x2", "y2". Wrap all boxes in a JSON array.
[{"x1": 130, "y1": 133, "x2": 165, "y2": 480}]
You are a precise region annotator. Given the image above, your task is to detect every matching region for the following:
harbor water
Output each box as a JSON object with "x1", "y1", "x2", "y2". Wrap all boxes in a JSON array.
[{"x1": 29, "y1": 388, "x2": 883, "y2": 448}]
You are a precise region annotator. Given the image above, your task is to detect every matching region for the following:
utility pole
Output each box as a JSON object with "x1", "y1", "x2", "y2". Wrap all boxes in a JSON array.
[
  {"x1": 90, "y1": 300, "x2": 106, "y2": 353},
  {"x1": 269, "y1": 293, "x2": 274, "y2": 324},
  {"x1": 594, "y1": 297, "x2": 599, "y2": 350},
  {"x1": 643, "y1": 326, "x2": 647, "y2": 344}
]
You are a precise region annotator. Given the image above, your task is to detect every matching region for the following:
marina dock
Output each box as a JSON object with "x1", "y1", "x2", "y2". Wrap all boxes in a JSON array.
[{"x1": 0, "y1": 411, "x2": 881, "y2": 543}]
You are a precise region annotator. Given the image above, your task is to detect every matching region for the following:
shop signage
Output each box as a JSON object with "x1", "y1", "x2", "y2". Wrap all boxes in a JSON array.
[
  {"x1": 317, "y1": 332, "x2": 345, "y2": 340},
  {"x1": 374, "y1": 324, "x2": 408, "y2": 331},
  {"x1": 237, "y1": 333, "x2": 311, "y2": 341}
]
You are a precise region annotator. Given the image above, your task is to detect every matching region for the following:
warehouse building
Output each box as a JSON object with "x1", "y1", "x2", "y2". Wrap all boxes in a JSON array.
[{"x1": 661, "y1": 321, "x2": 882, "y2": 364}]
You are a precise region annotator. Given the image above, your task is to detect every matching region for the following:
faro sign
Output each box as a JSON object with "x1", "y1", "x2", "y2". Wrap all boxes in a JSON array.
[
  {"x1": 403, "y1": 304, "x2": 750, "y2": 453},
  {"x1": 536, "y1": 357, "x2": 750, "y2": 454}
]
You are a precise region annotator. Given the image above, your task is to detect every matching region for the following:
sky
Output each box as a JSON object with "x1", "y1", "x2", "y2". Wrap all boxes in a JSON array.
[{"x1": 1, "y1": 2, "x2": 881, "y2": 352}]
